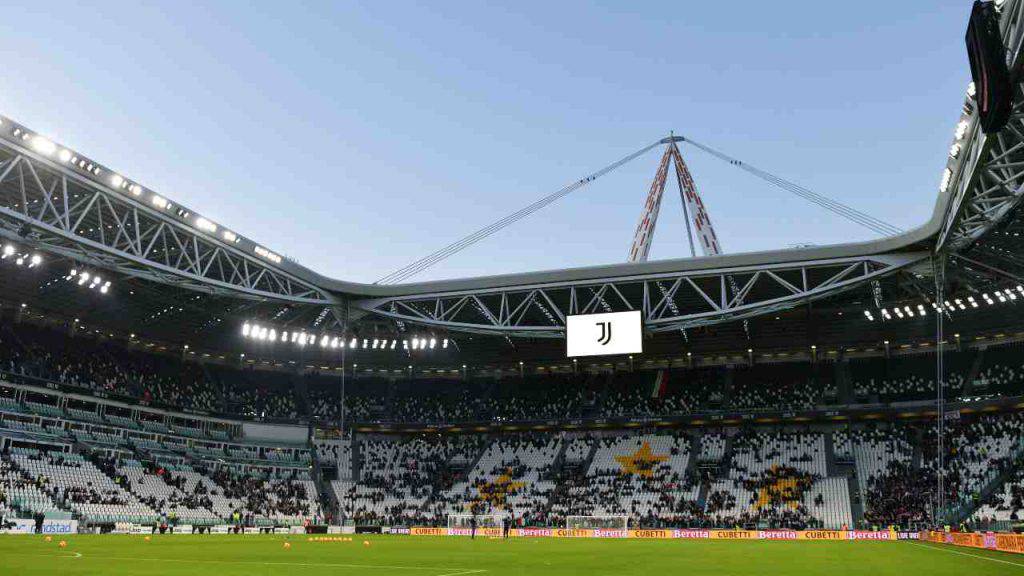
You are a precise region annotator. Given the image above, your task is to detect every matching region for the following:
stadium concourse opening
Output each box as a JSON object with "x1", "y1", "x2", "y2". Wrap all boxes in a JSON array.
[{"x1": 4, "y1": 1, "x2": 1024, "y2": 575}]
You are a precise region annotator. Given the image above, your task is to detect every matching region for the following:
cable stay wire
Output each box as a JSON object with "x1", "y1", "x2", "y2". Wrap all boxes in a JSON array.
[
  {"x1": 375, "y1": 139, "x2": 664, "y2": 285},
  {"x1": 678, "y1": 136, "x2": 903, "y2": 237},
  {"x1": 377, "y1": 134, "x2": 903, "y2": 285}
]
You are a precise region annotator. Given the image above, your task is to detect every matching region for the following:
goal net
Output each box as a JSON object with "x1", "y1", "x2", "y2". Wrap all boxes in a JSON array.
[
  {"x1": 565, "y1": 515, "x2": 628, "y2": 531},
  {"x1": 447, "y1": 514, "x2": 504, "y2": 531}
]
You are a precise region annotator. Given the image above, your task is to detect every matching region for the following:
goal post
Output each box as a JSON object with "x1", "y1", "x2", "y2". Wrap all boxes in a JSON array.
[
  {"x1": 565, "y1": 515, "x2": 629, "y2": 531},
  {"x1": 447, "y1": 514, "x2": 504, "y2": 530}
]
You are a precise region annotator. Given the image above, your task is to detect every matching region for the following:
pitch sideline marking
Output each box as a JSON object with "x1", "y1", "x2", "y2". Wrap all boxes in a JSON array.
[
  {"x1": 3, "y1": 552, "x2": 82, "y2": 559},
  {"x1": 906, "y1": 541, "x2": 1024, "y2": 568},
  {"x1": 58, "y1": 553, "x2": 486, "y2": 574}
]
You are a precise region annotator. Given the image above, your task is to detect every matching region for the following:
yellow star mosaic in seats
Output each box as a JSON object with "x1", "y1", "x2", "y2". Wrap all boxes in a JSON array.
[
  {"x1": 474, "y1": 470, "x2": 525, "y2": 508},
  {"x1": 752, "y1": 466, "x2": 814, "y2": 510},
  {"x1": 614, "y1": 441, "x2": 669, "y2": 476}
]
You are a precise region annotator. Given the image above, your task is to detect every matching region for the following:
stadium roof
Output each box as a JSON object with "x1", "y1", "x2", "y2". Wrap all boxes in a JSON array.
[{"x1": 0, "y1": 3, "x2": 1023, "y2": 368}]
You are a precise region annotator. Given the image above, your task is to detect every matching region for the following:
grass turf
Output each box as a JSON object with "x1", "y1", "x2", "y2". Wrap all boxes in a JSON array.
[{"x1": 0, "y1": 534, "x2": 1022, "y2": 575}]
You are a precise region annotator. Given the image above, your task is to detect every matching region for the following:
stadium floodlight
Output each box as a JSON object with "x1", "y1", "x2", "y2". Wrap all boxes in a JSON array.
[
  {"x1": 349, "y1": 337, "x2": 357, "y2": 348},
  {"x1": 151, "y1": 195, "x2": 168, "y2": 209},
  {"x1": 955, "y1": 119, "x2": 969, "y2": 140},
  {"x1": 1, "y1": 244, "x2": 14, "y2": 258},
  {"x1": 362, "y1": 339, "x2": 368, "y2": 349},
  {"x1": 242, "y1": 323, "x2": 252, "y2": 337},
  {"x1": 903, "y1": 306, "x2": 913, "y2": 317},
  {"x1": 429, "y1": 338, "x2": 437, "y2": 349},
  {"x1": 58, "y1": 148, "x2": 72, "y2": 162},
  {"x1": 372, "y1": 339, "x2": 379, "y2": 349},
  {"x1": 442, "y1": 338, "x2": 448, "y2": 349},
  {"x1": 111, "y1": 174, "x2": 125, "y2": 188},
  {"x1": 269, "y1": 329, "x2": 277, "y2": 342},
  {"x1": 893, "y1": 308, "x2": 904, "y2": 319},
  {"x1": 129, "y1": 184, "x2": 142, "y2": 196},
  {"x1": 320, "y1": 335, "x2": 329, "y2": 347},
  {"x1": 99, "y1": 285, "x2": 109, "y2": 294},
  {"x1": 195, "y1": 217, "x2": 217, "y2": 233},
  {"x1": 949, "y1": 143, "x2": 961, "y2": 158},
  {"x1": 968, "y1": 296, "x2": 978, "y2": 308},
  {"x1": 390, "y1": 340, "x2": 397, "y2": 350},
  {"x1": 29, "y1": 254, "x2": 41, "y2": 267},
  {"x1": 967, "y1": 81, "x2": 977, "y2": 97},
  {"x1": 939, "y1": 167, "x2": 952, "y2": 192},
  {"x1": 403, "y1": 340, "x2": 409, "y2": 350},
  {"x1": 222, "y1": 230, "x2": 238, "y2": 242},
  {"x1": 30, "y1": 135, "x2": 56, "y2": 156}
]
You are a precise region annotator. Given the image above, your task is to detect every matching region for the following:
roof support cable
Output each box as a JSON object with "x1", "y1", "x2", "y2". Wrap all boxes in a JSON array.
[
  {"x1": 376, "y1": 139, "x2": 663, "y2": 284},
  {"x1": 679, "y1": 136, "x2": 903, "y2": 237}
]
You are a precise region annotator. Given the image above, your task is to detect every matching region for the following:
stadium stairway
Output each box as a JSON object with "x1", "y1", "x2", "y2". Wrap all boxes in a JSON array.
[
  {"x1": 458, "y1": 436, "x2": 490, "y2": 478},
  {"x1": 309, "y1": 443, "x2": 335, "y2": 521},
  {"x1": 351, "y1": 434, "x2": 363, "y2": 482},
  {"x1": 826, "y1": 434, "x2": 863, "y2": 525},
  {"x1": 546, "y1": 433, "x2": 571, "y2": 480},
  {"x1": 717, "y1": 434, "x2": 735, "y2": 479},
  {"x1": 198, "y1": 363, "x2": 226, "y2": 411},
  {"x1": 836, "y1": 361, "x2": 853, "y2": 404},
  {"x1": 824, "y1": 433, "x2": 839, "y2": 477},
  {"x1": 961, "y1": 348, "x2": 987, "y2": 397},
  {"x1": 693, "y1": 434, "x2": 711, "y2": 508},
  {"x1": 955, "y1": 446, "x2": 1024, "y2": 525},
  {"x1": 911, "y1": 428, "x2": 924, "y2": 472},
  {"x1": 577, "y1": 437, "x2": 599, "y2": 476}
]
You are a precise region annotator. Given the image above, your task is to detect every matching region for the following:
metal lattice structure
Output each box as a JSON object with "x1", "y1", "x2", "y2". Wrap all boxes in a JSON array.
[
  {"x1": 628, "y1": 138, "x2": 722, "y2": 262},
  {"x1": 353, "y1": 252, "x2": 927, "y2": 337},
  {"x1": 0, "y1": 119, "x2": 333, "y2": 305},
  {"x1": 938, "y1": 0, "x2": 1024, "y2": 253},
  {"x1": 3, "y1": 2, "x2": 1024, "y2": 345}
]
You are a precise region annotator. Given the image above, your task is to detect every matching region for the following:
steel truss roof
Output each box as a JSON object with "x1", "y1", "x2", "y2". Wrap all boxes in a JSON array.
[
  {"x1": 939, "y1": 0, "x2": 1024, "y2": 252},
  {"x1": 352, "y1": 253, "x2": 928, "y2": 337},
  {"x1": 1, "y1": 2, "x2": 1023, "y2": 343},
  {"x1": 0, "y1": 134, "x2": 333, "y2": 305}
]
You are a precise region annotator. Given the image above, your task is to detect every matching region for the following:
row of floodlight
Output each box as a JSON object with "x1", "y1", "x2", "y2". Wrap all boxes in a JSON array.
[
  {"x1": 1, "y1": 243, "x2": 42, "y2": 268},
  {"x1": 12, "y1": 122, "x2": 288, "y2": 266},
  {"x1": 64, "y1": 268, "x2": 111, "y2": 294},
  {"x1": 938, "y1": 73, "x2": 997, "y2": 193},
  {"x1": 241, "y1": 322, "x2": 449, "y2": 351},
  {"x1": 864, "y1": 285, "x2": 1023, "y2": 321}
]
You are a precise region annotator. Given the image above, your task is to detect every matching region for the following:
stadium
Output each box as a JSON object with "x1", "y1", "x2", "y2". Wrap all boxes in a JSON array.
[{"x1": 1, "y1": 1, "x2": 1024, "y2": 574}]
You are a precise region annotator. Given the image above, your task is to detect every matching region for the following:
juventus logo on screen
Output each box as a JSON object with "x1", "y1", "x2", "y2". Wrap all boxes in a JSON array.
[
  {"x1": 567, "y1": 311, "x2": 642, "y2": 358},
  {"x1": 596, "y1": 321, "x2": 612, "y2": 345}
]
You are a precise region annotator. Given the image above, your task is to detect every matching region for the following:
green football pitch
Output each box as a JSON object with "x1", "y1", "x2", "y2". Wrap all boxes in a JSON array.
[{"x1": 0, "y1": 534, "x2": 1022, "y2": 575}]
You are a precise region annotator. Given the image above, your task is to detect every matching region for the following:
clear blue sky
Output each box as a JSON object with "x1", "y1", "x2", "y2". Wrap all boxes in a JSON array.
[{"x1": 0, "y1": 1, "x2": 972, "y2": 283}]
